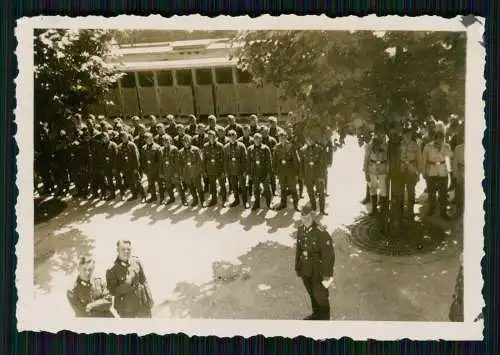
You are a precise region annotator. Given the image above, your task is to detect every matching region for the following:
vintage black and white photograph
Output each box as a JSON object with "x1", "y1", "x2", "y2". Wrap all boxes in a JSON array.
[{"x1": 16, "y1": 15, "x2": 484, "y2": 339}]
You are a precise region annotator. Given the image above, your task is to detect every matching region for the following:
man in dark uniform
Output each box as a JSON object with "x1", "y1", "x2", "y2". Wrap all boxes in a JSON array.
[
  {"x1": 192, "y1": 123, "x2": 210, "y2": 192},
  {"x1": 130, "y1": 115, "x2": 141, "y2": 137},
  {"x1": 295, "y1": 206, "x2": 335, "y2": 320},
  {"x1": 247, "y1": 133, "x2": 272, "y2": 210},
  {"x1": 203, "y1": 130, "x2": 227, "y2": 207},
  {"x1": 216, "y1": 126, "x2": 230, "y2": 146},
  {"x1": 300, "y1": 135, "x2": 328, "y2": 215},
  {"x1": 179, "y1": 135, "x2": 205, "y2": 207},
  {"x1": 164, "y1": 114, "x2": 178, "y2": 138},
  {"x1": 148, "y1": 115, "x2": 158, "y2": 136},
  {"x1": 119, "y1": 131, "x2": 146, "y2": 202},
  {"x1": 173, "y1": 124, "x2": 188, "y2": 149},
  {"x1": 159, "y1": 134, "x2": 185, "y2": 205},
  {"x1": 186, "y1": 114, "x2": 198, "y2": 137},
  {"x1": 273, "y1": 130, "x2": 300, "y2": 211},
  {"x1": 225, "y1": 114, "x2": 243, "y2": 138},
  {"x1": 141, "y1": 132, "x2": 162, "y2": 203},
  {"x1": 153, "y1": 123, "x2": 166, "y2": 145},
  {"x1": 35, "y1": 122, "x2": 54, "y2": 194},
  {"x1": 261, "y1": 126, "x2": 278, "y2": 196},
  {"x1": 321, "y1": 131, "x2": 334, "y2": 197},
  {"x1": 106, "y1": 240, "x2": 153, "y2": 318},
  {"x1": 52, "y1": 129, "x2": 71, "y2": 197},
  {"x1": 290, "y1": 122, "x2": 306, "y2": 199},
  {"x1": 224, "y1": 130, "x2": 248, "y2": 208},
  {"x1": 67, "y1": 256, "x2": 115, "y2": 318},
  {"x1": 207, "y1": 114, "x2": 224, "y2": 134},
  {"x1": 238, "y1": 125, "x2": 254, "y2": 198},
  {"x1": 133, "y1": 124, "x2": 148, "y2": 158},
  {"x1": 89, "y1": 129, "x2": 105, "y2": 198},
  {"x1": 268, "y1": 116, "x2": 282, "y2": 140},
  {"x1": 249, "y1": 114, "x2": 262, "y2": 135},
  {"x1": 99, "y1": 132, "x2": 120, "y2": 200}
]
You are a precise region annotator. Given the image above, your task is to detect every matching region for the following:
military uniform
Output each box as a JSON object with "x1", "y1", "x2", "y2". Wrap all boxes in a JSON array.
[
  {"x1": 262, "y1": 136, "x2": 278, "y2": 195},
  {"x1": 269, "y1": 125, "x2": 283, "y2": 140},
  {"x1": 322, "y1": 137, "x2": 334, "y2": 195},
  {"x1": 224, "y1": 141, "x2": 248, "y2": 207},
  {"x1": 99, "y1": 140, "x2": 121, "y2": 199},
  {"x1": 67, "y1": 277, "x2": 114, "y2": 318},
  {"x1": 247, "y1": 143, "x2": 272, "y2": 209},
  {"x1": 134, "y1": 134, "x2": 147, "y2": 159},
  {"x1": 173, "y1": 133, "x2": 188, "y2": 150},
  {"x1": 421, "y1": 141, "x2": 453, "y2": 218},
  {"x1": 363, "y1": 140, "x2": 389, "y2": 215},
  {"x1": 192, "y1": 133, "x2": 209, "y2": 149},
  {"x1": 225, "y1": 123, "x2": 243, "y2": 138},
  {"x1": 119, "y1": 140, "x2": 146, "y2": 200},
  {"x1": 36, "y1": 125, "x2": 54, "y2": 194},
  {"x1": 186, "y1": 123, "x2": 197, "y2": 137},
  {"x1": 179, "y1": 144, "x2": 204, "y2": 206},
  {"x1": 295, "y1": 222, "x2": 335, "y2": 320},
  {"x1": 273, "y1": 141, "x2": 300, "y2": 210},
  {"x1": 291, "y1": 126, "x2": 306, "y2": 198},
  {"x1": 394, "y1": 138, "x2": 422, "y2": 218},
  {"x1": 237, "y1": 135, "x2": 254, "y2": 148},
  {"x1": 106, "y1": 257, "x2": 153, "y2": 318},
  {"x1": 141, "y1": 142, "x2": 162, "y2": 202},
  {"x1": 159, "y1": 144, "x2": 185, "y2": 204},
  {"x1": 203, "y1": 141, "x2": 227, "y2": 206},
  {"x1": 52, "y1": 133, "x2": 71, "y2": 196},
  {"x1": 452, "y1": 143, "x2": 465, "y2": 216},
  {"x1": 300, "y1": 144, "x2": 328, "y2": 213},
  {"x1": 89, "y1": 132, "x2": 105, "y2": 197},
  {"x1": 68, "y1": 138, "x2": 87, "y2": 197},
  {"x1": 217, "y1": 135, "x2": 230, "y2": 146},
  {"x1": 250, "y1": 124, "x2": 261, "y2": 136},
  {"x1": 165, "y1": 123, "x2": 178, "y2": 139}
]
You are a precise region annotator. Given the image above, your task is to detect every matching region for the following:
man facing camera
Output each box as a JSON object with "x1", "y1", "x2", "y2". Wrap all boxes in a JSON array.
[{"x1": 295, "y1": 206, "x2": 335, "y2": 320}]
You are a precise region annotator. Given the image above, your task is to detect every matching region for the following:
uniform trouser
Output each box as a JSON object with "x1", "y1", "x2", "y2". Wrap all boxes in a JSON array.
[
  {"x1": 103, "y1": 168, "x2": 120, "y2": 195},
  {"x1": 203, "y1": 176, "x2": 209, "y2": 192},
  {"x1": 160, "y1": 176, "x2": 185, "y2": 202},
  {"x1": 146, "y1": 173, "x2": 159, "y2": 198},
  {"x1": 298, "y1": 178, "x2": 304, "y2": 197},
  {"x1": 228, "y1": 175, "x2": 247, "y2": 203},
  {"x1": 207, "y1": 174, "x2": 227, "y2": 202},
  {"x1": 53, "y1": 164, "x2": 70, "y2": 192},
  {"x1": 278, "y1": 174, "x2": 298, "y2": 206},
  {"x1": 270, "y1": 174, "x2": 277, "y2": 194},
  {"x1": 184, "y1": 175, "x2": 204, "y2": 203},
  {"x1": 302, "y1": 275, "x2": 330, "y2": 320},
  {"x1": 124, "y1": 168, "x2": 145, "y2": 197},
  {"x1": 253, "y1": 176, "x2": 271, "y2": 207},
  {"x1": 427, "y1": 176, "x2": 448, "y2": 215},
  {"x1": 305, "y1": 179, "x2": 326, "y2": 211},
  {"x1": 38, "y1": 156, "x2": 54, "y2": 192},
  {"x1": 393, "y1": 172, "x2": 417, "y2": 218},
  {"x1": 247, "y1": 176, "x2": 254, "y2": 196},
  {"x1": 368, "y1": 174, "x2": 387, "y2": 197}
]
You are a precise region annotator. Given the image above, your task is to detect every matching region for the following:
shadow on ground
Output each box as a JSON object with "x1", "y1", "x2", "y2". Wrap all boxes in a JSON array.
[{"x1": 34, "y1": 197, "x2": 68, "y2": 225}]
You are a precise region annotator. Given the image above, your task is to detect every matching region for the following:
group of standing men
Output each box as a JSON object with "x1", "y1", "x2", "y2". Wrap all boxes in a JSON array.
[
  {"x1": 362, "y1": 116, "x2": 465, "y2": 223},
  {"x1": 35, "y1": 112, "x2": 334, "y2": 214}
]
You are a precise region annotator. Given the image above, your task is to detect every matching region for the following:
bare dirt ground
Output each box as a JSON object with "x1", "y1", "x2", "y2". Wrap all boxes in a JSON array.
[{"x1": 33, "y1": 137, "x2": 462, "y2": 321}]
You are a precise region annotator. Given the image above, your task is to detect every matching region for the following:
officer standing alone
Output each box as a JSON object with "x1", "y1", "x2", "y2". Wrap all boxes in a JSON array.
[{"x1": 295, "y1": 206, "x2": 335, "y2": 320}]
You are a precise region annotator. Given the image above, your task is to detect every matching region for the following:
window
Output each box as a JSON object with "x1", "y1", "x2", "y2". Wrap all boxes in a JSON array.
[
  {"x1": 215, "y1": 67, "x2": 234, "y2": 84},
  {"x1": 236, "y1": 69, "x2": 252, "y2": 84},
  {"x1": 176, "y1": 69, "x2": 193, "y2": 86},
  {"x1": 196, "y1": 69, "x2": 213, "y2": 86},
  {"x1": 121, "y1": 72, "x2": 136, "y2": 88},
  {"x1": 157, "y1": 71, "x2": 173, "y2": 86},
  {"x1": 137, "y1": 71, "x2": 154, "y2": 87}
]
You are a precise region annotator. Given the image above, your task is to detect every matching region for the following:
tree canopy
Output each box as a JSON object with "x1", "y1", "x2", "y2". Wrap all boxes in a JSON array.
[
  {"x1": 34, "y1": 29, "x2": 123, "y2": 130},
  {"x1": 235, "y1": 30, "x2": 466, "y2": 145}
]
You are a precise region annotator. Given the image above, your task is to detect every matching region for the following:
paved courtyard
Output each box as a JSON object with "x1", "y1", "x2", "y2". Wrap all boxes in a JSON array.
[{"x1": 33, "y1": 137, "x2": 462, "y2": 321}]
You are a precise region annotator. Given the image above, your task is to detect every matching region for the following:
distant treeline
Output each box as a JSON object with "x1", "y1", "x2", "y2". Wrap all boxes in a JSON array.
[{"x1": 112, "y1": 30, "x2": 239, "y2": 45}]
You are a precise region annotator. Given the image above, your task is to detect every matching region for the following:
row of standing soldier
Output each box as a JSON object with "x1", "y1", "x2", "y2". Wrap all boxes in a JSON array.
[
  {"x1": 362, "y1": 117, "x2": 465, "y2": 225},
  {"x1": 35, "y1": 113, "x2": 334, "y2": 214}
]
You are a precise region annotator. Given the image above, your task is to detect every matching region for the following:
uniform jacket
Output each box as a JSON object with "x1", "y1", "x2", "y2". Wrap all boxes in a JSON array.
[
  {"x1": 192, "y1": 134, "x2": 209, "y2": 149},
  {"x1": 159, "y1": 144, "x2": 180, "y2": 179},
  {"x1": 237, "y1": 136, "x2": 254, "y2": 148},
  {"x1": 203, "y1": 141, "x2": 225, "y2": 176},
  {"x1": 261, "y1": 136, "x2": 277, "y2": 151},
  {"x1": 300, "y1": 144, "x2": 327, "y2": 181},
  {"x1": 247, "y1": 144, "x2": 272, "y2": 178},
  {"x1": 421, "y1": 141, "x2": 453, "y2": 177},
  {"x1": 179, "y1": 145, "x2": 203, "y2": 179},
  {"x1": 134, "y1": 134, "x2": 147, "y2": 154},
  {"x1": 322, "y1": 139, "x2": 334, "y2": 166},
  {"x1": 250, "y1": 124, "x2": 262, "y2": 135},
  {"x1": 186, "y1": 124, "x2": 197, "y2": 137},
  {"x1": 269, "y1": 125, "x2": 283, "y2": 140},
  {"x1": 225, "y1": 123, "x2": 243, "y2": 137},
  {"x1": 295, "y1": 222, "x2": 335, "y2": 279},
  {"x1": 273, "y1": 141, "x2": 300, "y2": 176},
  {"x1": 165, "y1": 124, "x2": 178, "y2": 139},
  {"x1": 217, "y1": 136, "x2": 230, "y2": 146},
  {"x1": 399, "y1": 140, "x2": 422, "y2": 175},
  {"x1": 99, "y1": 141, "x2": 119, "y2": 171},
  {"x1": 363, "y1": 141, "x2": 389, "y2": 176},
  {"x1": 119, "y1": 141, "x2": 140, "y2": 170},
  {"x1": 141, "y1": 142, "x2": 162, "y2": 177},
  {"x1": 223, "y1": 141, "x2": 247, "y2": 176},
  {"x1": 67, "y1": 276, "x2": 114, "y2": 318},
  {"x1": 173, "y1": 134, "x2": 188, "y2": 149},
  {"x1": 106, "y1": 257, "x2": 153, "y2": 317}
]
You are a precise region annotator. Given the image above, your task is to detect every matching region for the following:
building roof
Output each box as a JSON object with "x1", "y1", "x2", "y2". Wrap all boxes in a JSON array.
[{"x1": 119, "y1": 57, "x2": 237, "y2": 71}]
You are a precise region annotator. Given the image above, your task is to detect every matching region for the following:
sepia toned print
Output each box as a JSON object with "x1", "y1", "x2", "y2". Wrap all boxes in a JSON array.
[{"x1": 16, "y1": 15, "x2": 484, "y2": 340}]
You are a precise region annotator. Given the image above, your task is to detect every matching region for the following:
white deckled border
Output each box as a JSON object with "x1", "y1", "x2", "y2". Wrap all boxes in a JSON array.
[{"x1": 15, "y1": 15, "x2": 485, "y2": 340}]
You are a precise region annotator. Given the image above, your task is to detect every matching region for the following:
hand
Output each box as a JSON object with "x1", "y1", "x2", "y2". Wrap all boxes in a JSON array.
[{"x1": 321, "y1": 277, "x2": 334, "y2": 288}]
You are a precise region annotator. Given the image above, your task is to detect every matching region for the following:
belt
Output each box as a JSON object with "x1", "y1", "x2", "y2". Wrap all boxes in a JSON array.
[
  {"x1": 402, "y1": 159, "x2": 417, "y2": 164},
  {"x1": 427, "y1": 161, "x2": 446, "y2": 165},
  {"x1": 370, "y1": 160, "x2": 386, "y2": 164}
]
